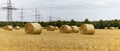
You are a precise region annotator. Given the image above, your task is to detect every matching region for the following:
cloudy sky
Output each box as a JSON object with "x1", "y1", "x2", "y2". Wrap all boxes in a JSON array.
[{"x1": 0, "y1": 0, "x2": 120, "y2": 22}]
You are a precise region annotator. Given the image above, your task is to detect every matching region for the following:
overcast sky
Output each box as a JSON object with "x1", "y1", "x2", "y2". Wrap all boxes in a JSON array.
[{"x1": 0, "y1": 0, "x2": 120, "y2": 22}]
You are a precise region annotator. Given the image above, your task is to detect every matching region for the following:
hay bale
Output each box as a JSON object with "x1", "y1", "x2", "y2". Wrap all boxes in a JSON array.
[
  {"x1": 104, "y1": 27, "x2": 108, "y2": 29},
  {"x1": 80, "y1": 24, "x2": 95, "y2": 35},
  {"x1": 3, "y1": 26, "x2": 7, "y2": 30},
  {"x1": 14, "y1": 26, "x2": 20, "y2": 30},
  {"x1": 110, "y1": 27, "x2": 115, "y2": 30},
  {"x1": 79, "y1": 27, "x2": 81, "y2": 30},
  {"x1": 59, "y1": 25, "x2": 72, "y2": 33},
  {"x1": 71, "y1": 26, "x2": 79, "y2": 33},
  {"x1": 25, "y1": 23, "x2": 42, "y2": 34},
  {"x1": 115, "y1": 27, "x2": 119, "y2": 29},
  {"x1": 54, "y1": 27, "x2": 59, "y2": 30},
  {"x1": 3, "y1": 25, "x2": 13, "y2": 31},
  {"x1": 46, "y1": 25, "x2": 55, "y2": 31}
]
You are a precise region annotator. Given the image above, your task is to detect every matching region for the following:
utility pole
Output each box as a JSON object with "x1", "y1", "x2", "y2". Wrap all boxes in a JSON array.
[{"x1": 2, "y1": 0, "x2": 17, "y2": 25}]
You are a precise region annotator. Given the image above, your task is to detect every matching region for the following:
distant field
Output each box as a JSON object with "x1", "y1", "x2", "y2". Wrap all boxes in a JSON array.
[{"x1": 0, "y1": 29, "x2": 120, "y2": 51}]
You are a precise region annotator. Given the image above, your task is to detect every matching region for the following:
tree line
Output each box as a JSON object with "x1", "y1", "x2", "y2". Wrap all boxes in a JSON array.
[{"x1": 0, "y1": 18, "x2": 120, "y2": 29}]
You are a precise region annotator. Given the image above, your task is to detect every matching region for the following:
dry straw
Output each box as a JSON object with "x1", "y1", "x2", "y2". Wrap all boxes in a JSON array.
[
  {"x1": 104, "y1": 27, "x2": 108, "y2": 29},
  {"x1": 59, "y1": 25, "x2": 72, "y2": 33},
  {"x1": 110, "y1": 27, "x2": 115, "y2": 30},
  {"x1": 46, "y1": 25, "x2": 55, "y2": 31},
  {"x1": 80, "y1": 24, "x2": 95, "y2": 35},
  {"x1": 54, "y1": 27, "x2": 59, "y2": 30},
  {"x1": 71, "y1": 26, "x2": 79, "y2": 33},
  {"x1": 79, "y1": 27, "x2": 81, "y2": 30},
  {"x1": 25, "y1": 23, "x2": 42, "y2": 34},
  {"x1": 3, "y1": 25, "x2": 13, "y2": 31},
  {"x1": 115, "y1": 27, "x2": 119, "y2": 29},
  {"x1": 3, "y1": 26, "x2": 7, "y2": 30},
  {"x1": 14, "y1": 26, "x2": 20, "y2": 30},
  {"x1": 6, "y1": 25, "x2": 13, "y2": 31}
]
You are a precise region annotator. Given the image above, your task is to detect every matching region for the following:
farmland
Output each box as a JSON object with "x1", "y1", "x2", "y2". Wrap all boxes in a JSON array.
[{"x1": 0, "y1": 29, "x2": 120, "y2": 51}]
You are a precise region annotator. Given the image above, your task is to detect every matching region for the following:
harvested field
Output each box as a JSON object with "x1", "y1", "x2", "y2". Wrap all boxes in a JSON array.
[{"x1": 0, "y1": 29, "x2": 120, "y2": 51}]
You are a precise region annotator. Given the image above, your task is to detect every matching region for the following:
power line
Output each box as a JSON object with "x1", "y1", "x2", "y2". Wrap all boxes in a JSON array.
[
  {"x1": 38, "y1": 14, "x2": 41, "y2": 22},
  {"x1": 34, "y1": 8, "x2": 42, "y2": 22},
  {"x1": 20, "y1": 7, "x2": 25, "y2": 24},
  {"x1": 47, "y1": 14, "x2": 54, "y2": 22},
  {"x1": 57, "y1": 17, "x2": 61, "y2": 20},
  {"x1": 2, "y1": 0, "x2": 18, "y2": 25},
  {"x1": 34, "y1": 8, "x2": 38, "y2": 22}
]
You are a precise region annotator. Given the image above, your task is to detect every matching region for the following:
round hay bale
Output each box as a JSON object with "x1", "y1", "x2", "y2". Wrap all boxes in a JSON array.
[
  {"x1": 104, "y1": 27, "x2": 108, "y2": 29},
  {"x1": 54, "y1": 27, "x2": 59, "y2": 30},
  {"x1": 14, "y1": 26, "x2": 20, "y2": 30},
  {"x1": 3, "y1": 26, "x2": 7, "y2": 30},
  {"x1": 110, "y1": 27, "x2": 115, "y2": 30},
  {"x1": 5, "y1": 25, "x2": 13, "y2": 31},
  {"x1": 46, "y1": 25, "x2": 55, "y2": 31},
  {"x1": 25, "y1": 23, "x2": 42, "y2": 34},
  {"x1": 115, "y1": 27, "x2": 119, "y2": 29},
  {"x1": 79, "y1": 27, "x2": 81, "y2": 30},
  {"x1": 80, "y1": 24, "x2": 95, "y2": 35},
  {"x1": 59, "y1": 25, "x2": 72, "y2": 33},
  {"x1": 71, "y1": 26, "x2": 79, "y2": 33}
]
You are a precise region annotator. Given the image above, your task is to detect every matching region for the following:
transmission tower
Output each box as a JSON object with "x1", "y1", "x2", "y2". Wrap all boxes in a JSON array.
[
  {"x1": 57, "y1": 17, "x2": 61, "y2": 20},
  {"x1": 38, "y1": 14, "x2": 41, "y2": 22},
  {"x1": 2, "y1": 0, "x2": 17, "y2": 25},
  {"x1": 48, "y1": 15, "x2": 54, "y2": 22},
  {"x1": 34, "y1": 8, "x2": 41, "y2": 22},
  {"x1": 20, "y1": 7, "x2": 25, "y2": 24},
  {"x1": 34, "y1": 8, "x2": 38, "y2": 22}
]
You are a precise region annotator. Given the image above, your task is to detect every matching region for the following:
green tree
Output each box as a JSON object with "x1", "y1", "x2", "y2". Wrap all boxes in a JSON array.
[
  {"x1": 99, "y1": 19, "x2": 105, "y2": 29},
  {"x1": 40, "y1": 22, "x2": 48, "y2": 27},
  {"x1": 56, "y1": 20, "x2": 62, "y2": 27},
  {"x1": 84, "y1": 18, "x2": 90, "y2": 24},
  {"x1": 113, "y1": 19, "x2": 119, "y2": 27},
  {"x1": 69, "y1": 19, "x2": 76, "y2": 25}
]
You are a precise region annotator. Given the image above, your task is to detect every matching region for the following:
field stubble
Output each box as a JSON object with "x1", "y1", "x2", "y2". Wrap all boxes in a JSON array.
[{"x1": 0, "y1": 29, "x2": 120, "y2": 51}]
